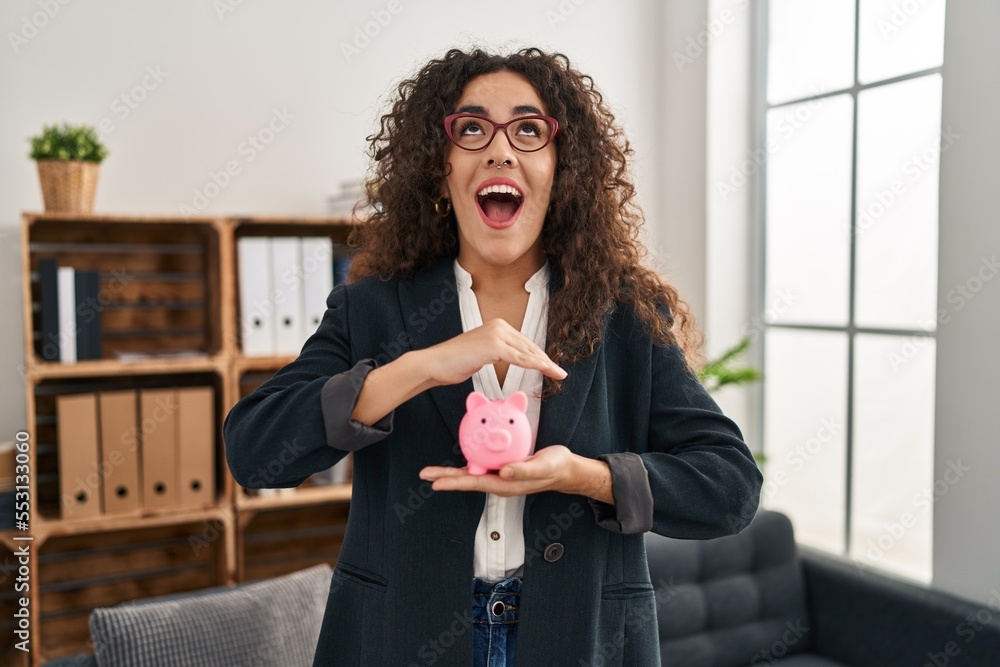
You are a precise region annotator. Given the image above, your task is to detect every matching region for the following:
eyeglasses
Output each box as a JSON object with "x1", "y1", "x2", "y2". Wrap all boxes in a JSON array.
[{"x1": 443, "y1": 113, "x2": 559, "y2": 153}]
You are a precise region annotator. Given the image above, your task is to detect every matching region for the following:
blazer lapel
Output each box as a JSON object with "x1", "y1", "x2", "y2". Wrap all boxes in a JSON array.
[
  {"x1": 397, "y1": 256, "x2": 473, "y2": 446},
  {"x1": 526, "y1": 306, "x2": 603, "y2": 514}
]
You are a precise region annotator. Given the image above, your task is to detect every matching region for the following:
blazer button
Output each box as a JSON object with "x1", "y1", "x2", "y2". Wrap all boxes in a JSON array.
[{"x1": 543, "y1": 542, "x2": 564, "y2": 562}]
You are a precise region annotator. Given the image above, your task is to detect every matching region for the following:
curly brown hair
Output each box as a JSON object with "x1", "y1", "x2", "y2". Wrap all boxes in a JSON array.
[{"x1": 347, "y1": 46, "x2": 705, "y2": 397}]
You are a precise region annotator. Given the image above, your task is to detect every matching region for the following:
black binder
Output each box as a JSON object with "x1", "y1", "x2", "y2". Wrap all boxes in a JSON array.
[
  {"x1": 74, "y1": 270, "x2": 102, "y2": 360},
  {"x1": 38, "y1": 257, "x2": 60, "y2": 361}
]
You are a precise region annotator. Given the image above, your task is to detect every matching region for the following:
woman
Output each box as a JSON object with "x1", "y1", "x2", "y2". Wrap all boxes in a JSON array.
[{"x1": 223, "y1": 47, "x2": 763, "y2": 667}]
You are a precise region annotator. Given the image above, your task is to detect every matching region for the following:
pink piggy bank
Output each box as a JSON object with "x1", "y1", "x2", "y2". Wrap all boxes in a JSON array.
[{"x1": 458, "y1": 391, "x2": 533, "y2": 476}]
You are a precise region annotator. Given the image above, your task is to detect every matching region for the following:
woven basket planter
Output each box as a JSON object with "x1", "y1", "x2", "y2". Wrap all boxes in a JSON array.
[{"x1": 36, "y1": 159, "x2": 100, "y2": 213}]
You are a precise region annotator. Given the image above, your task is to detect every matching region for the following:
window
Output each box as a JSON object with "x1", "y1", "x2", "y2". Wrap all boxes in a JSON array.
[{"x1": 756, "y1": 0, "x2": 947, "y2": 583}]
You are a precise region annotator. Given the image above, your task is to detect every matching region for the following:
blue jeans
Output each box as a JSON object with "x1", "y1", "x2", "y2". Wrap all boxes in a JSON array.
[{"x1": 472, "y1": 576, "x2": 522, "y2": 667}]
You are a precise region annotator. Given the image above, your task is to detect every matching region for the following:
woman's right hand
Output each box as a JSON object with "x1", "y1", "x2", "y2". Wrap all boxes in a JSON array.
[{"x1": 416, "y1": 318, "x2": 568, "y2": 387}]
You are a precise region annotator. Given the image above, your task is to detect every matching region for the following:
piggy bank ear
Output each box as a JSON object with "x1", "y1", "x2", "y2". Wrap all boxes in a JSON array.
[
  {"x1": 466, "y1": 391, "x2": 490, "y2": 412},
  {"x1": 506, "y1": 391, "x2": 528, "y2": 413}
]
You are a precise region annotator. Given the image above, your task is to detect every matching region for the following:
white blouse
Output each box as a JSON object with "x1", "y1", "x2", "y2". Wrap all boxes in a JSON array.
[{"x1": 453, "y1": 257, "x2": 551, "y2": 581}]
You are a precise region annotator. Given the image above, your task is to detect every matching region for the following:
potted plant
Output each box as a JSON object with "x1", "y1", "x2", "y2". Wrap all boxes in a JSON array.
[{"x1": 28, "y1": 122, "x2": 109, "y2": 213}]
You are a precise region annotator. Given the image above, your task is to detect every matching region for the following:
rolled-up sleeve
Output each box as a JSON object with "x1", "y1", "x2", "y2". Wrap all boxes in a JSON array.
[
  {"x1": 586, "y1": 452, "x2": 654, "y2": 534},
  {"x1": 321, "y1": 358, "x2": 395, "y2": 452}
]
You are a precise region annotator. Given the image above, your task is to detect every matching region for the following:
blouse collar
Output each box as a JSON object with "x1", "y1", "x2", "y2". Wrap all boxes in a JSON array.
[{"x1": 454, "y1": 258, "x2": 551, "y2": 294}]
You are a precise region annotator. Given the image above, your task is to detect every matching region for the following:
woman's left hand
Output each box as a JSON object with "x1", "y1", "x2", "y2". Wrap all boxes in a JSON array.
[{"x1": 419, "y1": 445, "x2": 581, "y2": 498}]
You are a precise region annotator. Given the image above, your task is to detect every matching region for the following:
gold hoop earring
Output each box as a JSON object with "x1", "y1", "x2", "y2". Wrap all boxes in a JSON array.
[{"x1": 435, "y1": 197, "x2": 452, "y2": 218}]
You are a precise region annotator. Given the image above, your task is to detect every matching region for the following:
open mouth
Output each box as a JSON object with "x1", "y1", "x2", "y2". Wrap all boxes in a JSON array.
[{"x1": 476, "y1": 183, "x2": 524, "y2": 227}]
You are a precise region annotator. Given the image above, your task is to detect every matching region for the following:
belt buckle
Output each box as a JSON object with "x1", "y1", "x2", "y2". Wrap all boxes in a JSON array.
[{"x1": 491, "y1": 600, "x2": 507, "y2": 616}]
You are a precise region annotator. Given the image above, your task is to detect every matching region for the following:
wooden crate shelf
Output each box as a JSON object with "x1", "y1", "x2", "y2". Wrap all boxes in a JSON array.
[
  {"x1": 29, "y1": 370, "x2": 227, "y2": 526},
  {"x1": 36, "y1": 518, "x2": 230, "y2": 663},
  {"x1": 26, "y1": 354, "x2": 226, "y2": 381},
  {"x1": 237, "y1": 484, "x2": 352, "y2": 512},
  {"x1": 11, "y1": 211, "x2": 359, "y2": 666},
  {"x1": 24, "y1": 216, "x2": 225, "y2": 365},
  {"x1": 33, "y1": 507, "x2": 232, "y2": 540},
  {"x1": 237, "y1": 502, "x2": 349, "y2": 583}
]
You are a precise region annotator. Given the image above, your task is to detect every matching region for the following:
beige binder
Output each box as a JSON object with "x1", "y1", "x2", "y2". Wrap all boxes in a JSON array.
[
  {"x1": 98, "y1": 390, "x2": 141, "y2": 515},
  {"x1": 139, "y1": 389, "x2": 179, "y2": 509},
  {"x1": 176, "y1": 386, "x2": 216, "y2": 508},
  {"x1": 56, "y1": 393, "x2": 102, "y2": 519}
]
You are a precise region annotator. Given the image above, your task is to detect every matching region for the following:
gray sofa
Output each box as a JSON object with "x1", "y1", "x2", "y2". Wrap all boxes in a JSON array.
[
  {"x1": 644, "y1": 509, "x2": 1000, "y2": 666},
  {"x1": 42, "y1": 564, "x2": 331, "y2": 667}
]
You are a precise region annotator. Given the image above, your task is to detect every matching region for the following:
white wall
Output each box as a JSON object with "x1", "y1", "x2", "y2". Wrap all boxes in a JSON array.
[
  {"x1": 705, "y1": 0, "x2": 755, "y2": 443},
  {"x1": 656, "y1": 0, "x2": 709, "y2": 331},
  {"x1": 657, "y1": 0, "x2": 757, "y2": 445},
  {"x1": 0, "y1": 0, "x2": 664, "y2": 434},
  {"x1": 932, "y1": 0, "x2": 1000, "y2": 605}
]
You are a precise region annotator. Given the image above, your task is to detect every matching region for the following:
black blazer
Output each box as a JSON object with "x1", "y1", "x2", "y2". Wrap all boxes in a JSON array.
[{"x1": 223, "y1": 255, "x2": 763, "y2": 667}]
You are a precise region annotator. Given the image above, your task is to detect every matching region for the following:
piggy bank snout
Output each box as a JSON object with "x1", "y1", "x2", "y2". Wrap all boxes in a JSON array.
[{"x1": 485, "y1": 429, "x2": 511, "y2": 452}]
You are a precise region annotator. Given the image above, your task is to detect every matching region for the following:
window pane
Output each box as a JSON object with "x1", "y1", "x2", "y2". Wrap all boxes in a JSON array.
[
  {"x1": 855, "y1": 75, "x2": 942, "y2": 330},
  {"x1": 762, "y1": 328, "x2": 848, "y2": 553},
  {"x1": 765, "y1": 94, "x2": 853, "y2": 326},
  {"x1": 850, "y1": 333, "x2": 935, "y2": 583},
  {"x1": 768, "y1": 0, "x2": 856, "y2": 104},
  {"x1": 858, "y1": 0, "x2": 946, "y2": 84}
]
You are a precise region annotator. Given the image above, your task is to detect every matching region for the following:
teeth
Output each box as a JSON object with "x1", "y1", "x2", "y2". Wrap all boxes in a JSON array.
[{"x1": 477, "y1": 184, "x2": 523, "y2": 198}]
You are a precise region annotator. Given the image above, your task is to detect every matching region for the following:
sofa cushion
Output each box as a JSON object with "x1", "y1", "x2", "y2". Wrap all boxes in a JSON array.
[
  {"x1": 644, "y1": 511, "x2": 813, "y2": 666},
  {"x1": 89, "y1": 563, "x2": 331, "y2": 667}
]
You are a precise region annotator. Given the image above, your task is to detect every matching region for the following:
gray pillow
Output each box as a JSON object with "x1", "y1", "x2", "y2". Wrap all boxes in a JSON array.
[{"x1": 89, "y1": 564, "x2": 331, "y2": 667}]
